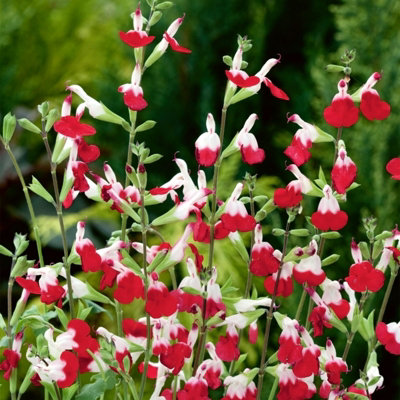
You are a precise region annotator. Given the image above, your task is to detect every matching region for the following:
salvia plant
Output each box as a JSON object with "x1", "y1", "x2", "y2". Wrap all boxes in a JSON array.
[{"x1": 1, "y1": 1, "x2": 399, "y2": 400}]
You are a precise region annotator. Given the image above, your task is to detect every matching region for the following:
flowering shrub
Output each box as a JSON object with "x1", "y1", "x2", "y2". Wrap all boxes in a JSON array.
[{"x1": 0, "y1": 1, "x2": 399, "y2": 400}]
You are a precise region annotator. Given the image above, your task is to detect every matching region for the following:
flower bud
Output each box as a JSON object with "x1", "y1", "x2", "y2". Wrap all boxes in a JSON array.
[{"x1": 2, "y1": 113, "x2": 17, "y2": 144}]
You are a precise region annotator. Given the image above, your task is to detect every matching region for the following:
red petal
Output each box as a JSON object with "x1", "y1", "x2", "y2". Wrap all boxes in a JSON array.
[
  {"x1": 77, "y1": 139, "x2": 100, "y2": 163},
  {"x1": 164, "y1": 33, "x2": 191, "y2": 54},
  {"x1": 311, "y1": 210, "x2": 348, "y2": 231},
  {"x1": 123, "y1": 91, "x2": 148, "y2": 111},
  {"x1": 114, "y1": 272, "x2": 144, "y2": 304},
  {"x1": 386, "y1": 157, "x2": 400, "y2": 180},
  {"x1": 360, "y1": 91, "x2": 390, "y2": 121},
  {"x1": 323, "y1": 97, "x2": 359, "y2": 128},
  {"x1": 54, "y1": 116, "x2": 96, "y2": 138},
  {"x1": 331, "y1": 163, "x2": 357, "y2": 194},
  {"x1": 119, "y1": 31, "x2": 155, "y2": 48},
  {"x1": 264, "y1": 78, "x2": 290, "y2": 100},
  {"x1": 195, "y1": 147, "x2": 218, "y2": 167},
  {"x1": 284, "y1": 141, "x2": 311, "y2": 166},
  {"x1": 274, "y1": 187, "x2": 302, "y2": 208},
  {"x1": 57, "y1": 351, "x2": 79, "y2": 388},
  {"x1": 15, "y1": 277, "x2": 41, "y2": 294},
  {"x1": 225, "y1": 70, "x2": 260, "y2": 88},
  {"x1": 240, "y1": 145, "x2": 265, "y2": 165}
]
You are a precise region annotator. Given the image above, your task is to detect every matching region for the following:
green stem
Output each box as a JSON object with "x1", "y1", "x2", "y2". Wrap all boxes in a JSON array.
[
  {"x1": 172, "y1": 375, "x2": 179, "y2": 400},
  {"x1": 192, "y1": 106, "x2": 228, "y2": 374},
  {"x1": 295, "y1": 287, "x2": 307, "y2": 322},
  {"x1": 138, "y1": 186, "x2": 152, "y2": 400},
  {"x1": 256, "y1": 219, "x2": 291, "y2": 400},
  {"x1": 40, "y1": 126, "x2": 75, "y2": 319},
  {"x1": 342, "y1": 291, "x2": 369, "y2": 362},
  {"x1": 267, "y1": 376, "x2": 279, "y2": 400},
  {"x1": 1, "y1": 139, "x2": 44, "y2": 267}
]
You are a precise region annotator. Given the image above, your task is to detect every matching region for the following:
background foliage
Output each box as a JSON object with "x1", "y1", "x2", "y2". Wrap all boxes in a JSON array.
[{"x1": 1, "y1": 0, "x2": 399, "y2": 398}]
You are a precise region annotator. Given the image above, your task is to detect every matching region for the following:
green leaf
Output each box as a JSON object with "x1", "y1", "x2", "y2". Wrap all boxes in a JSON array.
[
  {"x1": 321, "y1": 231, "x2": 341, "y2": 239},
  {"x1": 136, "y1": 120, "x2": 157, "y2": 133},
  {"x1": 63, "y1": 383, "x2": 79, "y2": 400},
  {"x1": 272, "y1": 228, "x2": 285, "y2": 236},
  {"x1": 358, "y1": 241, "x2": 370, "y2": 260},
  {"x1": 222, "y1": 55, "x2": 232, "y2": 67},
  {"x1": 11, "y1": 256, "x2": 34, "y2": 278},
  {"x1": 329, "y1": 312, "x2": 348, "y2": 334},
  {"x1": 149, "y1": 10, "x2": 162, "y2": 26},
  {"x1": 314, "y1": 125, "x2": 335, "y2": 143},
  {"x1": 0, "y1": 314, "x2": 6, "y2": 331},
  {"x1": 0, "y1": 245, "x2": 13, "y2": 257},
  {"x1": 143, "y1": 153, "x2": 163, "y2": 164},
  {"x1": 13, "y1": 233, "x2": 29, "y2": 256},
  {"x1": 372, "y1": 239, "x2": 384, "y2": 260},
  {"x1": 318, "y1": 166, "x2": 327, "y2": 185},
  {"x1": 233, "y1": 353, "x2": 247, "y2": 374},
  {"x1": 273, "y1": 311, "x2": 286, "y2": 329},
  {"x1": 55, "y1": 307, "x2": 68, "y2": 329},
  {"x1": 45, "y1": 108, "x2": 60, "y2": 132},
  {"x1": 41, "y1": 382, "x2": 58, "y2": 400},
  {"x1": 229, "y1": 233, "x2": 249, "y2": 263},
  {"x1": 18, "y1": 118, "x2": 42, "y2": 134},
  {"x1": 156, "y1": 1, "x2": 174, "y2": 10},
  {"x1": 29, "y1": 176, "x2": 54, "y2": 203},
  {"x1": 181, "y1": 286, "x2": 202, "y2": 296},
  {"x1": 2, "y1": 112, "x2": 17, "y2": 143},
  {"x1": 321, "y1": 254, "x2": 340, "y2": 266},
  {"x1": 290, "y1": 229, "x2": 310, "y2": 237},
  {"x1": 255, "y1": 198, "x2": 276, "y2": 222},
  {"x1": 344, "y1": 393, "x2": 369, "y2": 400},
  {"x1": 121, "y1": 250, "x2": 144, "y2": 278}
]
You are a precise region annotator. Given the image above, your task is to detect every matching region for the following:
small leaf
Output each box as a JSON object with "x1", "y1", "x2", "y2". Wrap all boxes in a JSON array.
[
  {"x1": 372, "y1": 239, "x2": 384, "y2": 260},
  {"x1": 181, "y1": 286, "x2": 202, "y2": 296},
  {"x1": 18, "y1": 118, "x2": 41, "y2": 134},
  {"x1": 240, "y1": 60, "x2": 248, "y2": 69},
  {"x1": 2, "y1": 112, "x2": 17, "y2": 143},
  {"x1": 55, "y1": 307, "x2": 68, "y2": 329},
  {"x1": 322, "y1": 254, "x2": 340, "y2": 266},
  {"x1": 29, "y1": 176, "x2": 54, "y2": 203},
  {"x1": 62, "y1": 383, "x2": 79, "y2": 400},
  {"x1": 272, "y1": 228, "x2": 285, "y2": 236},
  {"x1": 290, "y1": 229, "x2": 310, "y2": 237},
  {"x1": 156, "y1": 1, "x2": 174, "y2": 10},
  {"x1": 318, "y1": 167, "x2": 327, "y2": 185},
  {"x1": 0, "y1": 245, "x2": 13, "y2": 257},
  {"x1": 358, "y1": 241, "x2": 370, "y2": 260},
  {"x1": 149, "y1": 11, "x2": 162, "y2": 26},
  {"x1": 321, "y1": 231, "x2": 341, "y2": 239},
  {"x1": 222, "y1": 55, "x2": 232, "y2": 67},
  {"x1": 136, "y1": 120, "x2": 157, "y2": 133},
  {"x1": 375, "y1": 231, "x2": 393, "y2": 241},
  {"x1": 143, "y1": 153, "x2": 163, "y2": 164},
  {"x1": 45, "y1": 109, "x2": 60, "y2": 132},
  {"x1": 233, "y1": 353, "x2": 248, "y2": 374}
]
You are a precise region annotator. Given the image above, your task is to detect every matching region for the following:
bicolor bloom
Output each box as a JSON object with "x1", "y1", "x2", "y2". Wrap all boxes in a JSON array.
[
  {"x1": 205, "y1": 267, "x2": 226, "y2": 319},
  {"x1": 163, "y1": 32, "x2": 191, "y2": 54},
  {"x1": 196, "y1": 343, "x2": 223, "y2": 389},
  {"x1": 386, "y1": 157, "x2": 400, "y2": 180},
  {"x1": 376, "y1": 321, "x2": 400, "y2": 355},
  {"x1": 264, "y1": 256, "x2": 294, "y2": 297},
  {"x1": 235, "y1": 114, "x2": 265, "y2": 164},
  {"x1": 225, "y1": 47, "x2": 260, "y2": 88},
  {"x1": 345, "y1": 240, "x2": 385, "y2": 292},
  {"x1": 249, "y1": 224, "x2": 280, "y2": 276},
  {"x1": 215, "y1": 324, "x2": 240, "y2": 362},
  {"x1": 331, "y1": 142, "x2": 357, "y2": 194},
  {"x1": 311, "y1": 185, "x2": 348, "y2": 231},
  {"x1": 195, "y1": 113, "x2": 220, "y2": 166},
  {"x1": 119, "y1": 5, "x2": 155, "y2": 48},
  {"x1": 118, "y1": 63, "x2": 147, "y2": 111},
  {"x1": 321, "y1": 279, "x2": 350, "y2": 320},
  {"x1": 276, "y1": 363, "x2": 316, "y2": 400},
  {"x1": 322, "y1": 339, "x2": 348, "y2": 385},
  {"x1": 26, "y1": 346, "x2": 79, "y2": 388},
  {"x1": 16, "y1": 266, "x2": 65, "y2": 306},
  {"x1": 323, "y1": 80, "x2": 359, "y2": 128},
  {"x1": 278, "y1": 317, "x2": 303, "y2": 364},
  {"x1": 220, "y1": 183, "x2": 256, "y2": 232},
  {"x1": 54, "y1": 110, "x2": 96, "y2": 140},
  {"x1": 306, "y1": 287, "x2": 334, "y2": 337},
  {"x1": 146, "y1": 277, "x2": 178, "y2": 319},
  {"x1": 284, "y1": 114, "x2": 318, "y2": 166},
  {"x1": 0, "y1": 331, "x2": 23, "y2": 380},
  {"x1": 160, "y1": 342, "x2": 192, "y2": 375},
  {"x1": 222, "y1": 374, "x2": 258, "y2": 400},
  {"x1": 360, "y1": 72, "x2": 390, "y2": 121},
  {"x1": 293, "y1": 240, "x2": 326, "y2": 286}
]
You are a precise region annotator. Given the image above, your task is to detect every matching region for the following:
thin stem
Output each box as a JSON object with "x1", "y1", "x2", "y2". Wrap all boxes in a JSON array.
[
  {"x1": 1, "y1": 139, "x2": 44, "y2": 267},
  {"x1": 342, "y1": 291, "x2": 369, "y2": 362},
  {"x1": 256, "y1": 219, "x2": 291, "y2": 400},
  {"x1": 267, "y1": 376, "x2": 279, "y2": 400},
  {"x1": 172, "y1": 375, "x2": 179, "y2": 400},
  {"x1": 53, "y1": 383, "x2": 62, "y2": 400},
  {"x1": 139, "y1": 186, "x2": 152, "y2": 400},
  {"x1": 331, "y1": 127, "x2": 343, "y2": 175},
  {"x1": 295, "y1": 287, "x2": 307, "y2": 322},
  {"x1": 40, "y1": 125, "x2": 75, "y2": 319},
  {"x1": 193, "y1": 106, "x2": 228, "y2": 374}
]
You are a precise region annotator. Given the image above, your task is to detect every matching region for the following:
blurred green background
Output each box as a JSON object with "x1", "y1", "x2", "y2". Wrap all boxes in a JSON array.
[{"x1": 1, "y1": 0, "x2": 399, "y2": 398}]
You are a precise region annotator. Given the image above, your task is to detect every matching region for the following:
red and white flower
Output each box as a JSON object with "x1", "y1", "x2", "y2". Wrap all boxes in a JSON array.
[
  {"x1": 284, "y1": 114, "x2": 319, "y2": 166},
  {"x1": 118, "y1": 63, "x2": 148, "y2": 111},
  {"x1": 235, "y1": 114, "x2": 265, "y2": 164},
  {"x1": 119, "y1": 4, "x2": 155, "y2": 48},
  {"x1": 264, "y1": 256, "x2": 294, "y2": 297},
  {"x1": 376, "y1": 321, "x2": 400, "y2": 355},
  {"x1": 196, "y1": 343, "x2": 223, "y2": 389},
  {"x1": 205, "y1": 267, "x2": 226, "y2": 319},
  {"x1": 222, "y1": 373, "x2": 258, "y2": 400},
  {"x1": 311, "y1": 185, "x2": 348, "y2": 231},
  {"x1": 195, "y1": 113, "x2": 220, "y2": 166},
  {"x1": 331, "y1": 141, "x2": 357, "y2": 194},
  {"x1": 26, "y1": 346, "x2": 79, "y2": 388},
  {"x1": 360, "y1": 72, "x2": 390, "y2": 121},
  {"x1": 321, "y1": 339, "x2": 348, "y2": 385},
  {"x1": 220, "y1": 183, "x2": 256, "y2": 232},
  {"x1": 321, "y1": 278, "x2": 350, "y2": 320},
  {"x1": 0, "y1": 331, "x2": 23, "y2": 380},
  {"x1": 215, "y1": 324, "x2": 240, "y2": 362},
  {"x1": 278, "y1": 317, "x2": 303, "y2": 364},
  {"x1": 249, "y1": 224, "x2": 280, "y2": 276},
  {"x1": 293, "y1": 240, "x2": 326, "y2": 286},
  {"x1": 146, "y1": 277, "x2": 178, "y2": 319},
  {"x1": 225, "y1": 47, "x2": 260, "y2": 88},
  {"x1": 323, "y1": 79, "x2": 359, "y2": 128}
]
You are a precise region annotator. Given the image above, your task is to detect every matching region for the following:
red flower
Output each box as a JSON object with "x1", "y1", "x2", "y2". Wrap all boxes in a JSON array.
[
  {"x1": 345, "y1": 261, "x2": 385, "y2": 292},
  {"x1": 57, "y1": 351, "x2": 79, "y2": 388},
  {"x1": 0, "y1": 349, "x2": 20, "y2": 380},
  {"x1": 323, "y1": 80, "x2": 359, "y2": 128},
  {"x1": 215, "y1": 326, "x2": 240, "y2": 362},
  {"x1": 376, "y1": 321, "x2": 400, "y2": 355},
  {"x1": 249, "y1": 242, "x2": 280, "y2": 276},
  {"x1": 54, "y1": 116, "x2": 96, "y2": 139},
  {"x1": 274, "y1": 185, "x2": 303, "y2": 208},
  {"x1": 145, "y1": 280, "x2": 178, "y2": 318},
  {"x1": 164, "y1": 32, "x2": 191, "y2": 54},
  {"x1": 309, "y1": 306, "x2": 332, "y2": 337},
  {"x1": 263, "y1": 78, "x2": 290, "y2": 100},
  {"x1": 386, "y1": 157, "x2": 400, "y2": 180},
  {"x1": 360, "y1": 72, "x2": 390, "y2": 121},
  {"x1": 195, "y1": 113, "x2": 220, "y2": 167},
  {"x1": 331, "y1": 145, "x2": 357, "y2": 194},
  {"x1": 160, "y1": 342, "x2": 192, "y2": 375},
  {"x1": 225, "y1": 70, "x2": 260, "y2": 88}
]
